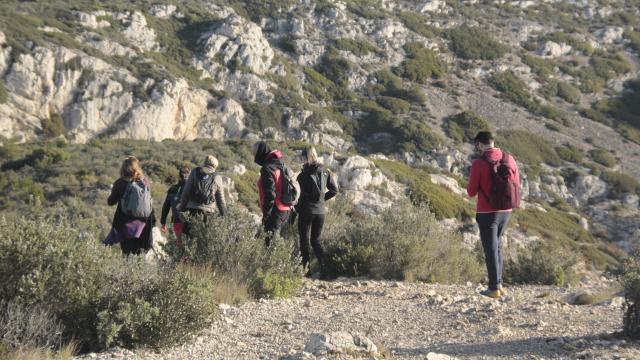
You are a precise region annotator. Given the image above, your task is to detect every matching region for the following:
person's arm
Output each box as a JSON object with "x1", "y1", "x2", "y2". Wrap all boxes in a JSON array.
[
  {"x1": 467, "y1": 161, "x2": 481, "y2": 198},
  {"x1": 178, "y1": 171, "x2": 195, "y2": 211},
  {"x1": 214, "y1": 175, "x2": 226, "y2": 216},
  {"x1": 107, "y1": 179, "x2": 124, "y2": 206},
  {"x1": 325, "y1": 171, "x2": 338, "y2": 201},
  {"x1": 261, "y1": 167, "x2": 276, "y2": 216},
  {"x1": 160, "y1": 187, "x2": 173, "y2": 225}
]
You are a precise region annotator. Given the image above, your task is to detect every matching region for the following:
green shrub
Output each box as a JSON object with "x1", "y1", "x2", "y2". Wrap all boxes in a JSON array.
[
  {"x1": 600, "y1": 170, "x2": 640, "y2": 199},
  {"x1": 397, "y1": 11, "x2": 438, "y2": 38},
  {"x1": 590, "y1": 52, "x2": 631, "y2": 80},
  {"x1": 371, "y1": 70, "x2": 426, "y2": 104},
  {"x1": 174, "y1": 207, "x2": 302, "y2": 299},
  {"x1": 447, "y1": 26, "x2": 508, "y2": 60},
  {"x1": 576, "y1": 67, "x2": 605, "y2": 93},
  {"x1": 0, "y1": 80, "x2": 8, "y2": 104},
  {"x1": 555, "y1": 143, "x2": 584, "y2": 163},
  {"x1": 41, "y1": 114, "x2": 65, "y2": 138},
  {"x1": 335, "y1": 38, "x2": 379, "y2": 56},
  {"x1": 489, "y1": 71, "x2": 539, "y2": 113},
  {"x1": 399, "y1": 120, "x2": 446, "y2": 153},
  {"x1": 522, "y1": 55, "x2": 556, "y2": 80},
  {"x1": 316, "y1": 48, "x2": 353, "y2": 88},
  {"x1": 557, "y1": 82, "x2": 580, "y2": 104},
  {"x1": 242, "y1": 102, "x2": 283, "y2": 131},
  {"x1": 616, "y1": 252, "x2": 640, "y2": 339},
  {"x1": 496, "y1": 130, "x2": 562, "y2": 166},
  {"x1": 444, "y1": 111, "x2": 491, "y2": 143},
  {"x1": 627, "y1": 30, "x2": 640, "y2": 52},
  {"x1": 505, "y1": 241, "x2": 576, "y2": 286},
  {"x1": 394, "y1": 42, "x2": 447, "y2": 83},
  {"x1": 589, "y1": 148, "x2": 617, "y2": 168},
  {"x1": 0, "y1": 216, "x2": 218, "y2": 350},
  {"x1": 375, "y1": 96, "x2": 410, "y2": 114},
  {"x1": 373, "y1": 159, "x2": 473, "y2": 220},
  {"x1": 0, "y1": 301, "x2": 63, "y2": 350},
  {"x1": 323, "y1": 202, "x2": 483, "y2": 282}
]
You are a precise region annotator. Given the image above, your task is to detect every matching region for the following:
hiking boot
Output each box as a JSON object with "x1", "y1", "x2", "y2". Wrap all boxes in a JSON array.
[
  {"x1": 480, "y1": 289, "x2": 502, "y2": 299},
  {"x1": 498, "y1": 284, "x2": 507, "y2": 296}
]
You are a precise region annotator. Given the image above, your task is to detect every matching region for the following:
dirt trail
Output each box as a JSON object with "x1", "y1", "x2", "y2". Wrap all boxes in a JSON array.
[{"x1": 79, "y1": 280, "x2": 640, "y2": 359}]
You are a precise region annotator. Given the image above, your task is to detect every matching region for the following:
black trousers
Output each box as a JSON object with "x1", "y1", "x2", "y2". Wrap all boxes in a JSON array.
[
  {"x1": 298, "y1": 213, "x2": 325, "y2": 268},
  {"x1": 263, "y1": 210, "x2": 290, "y2": 247},
  {"x1": 120, "y1": 237, "x2": 144, "y2": 256},
  {"x1": 476, "y1": 211, "x2": 511, "y2": 291}
]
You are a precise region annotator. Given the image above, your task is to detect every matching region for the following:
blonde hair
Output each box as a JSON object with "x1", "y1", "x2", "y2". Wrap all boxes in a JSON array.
[
  {"x1": 120, "y1": 156, "x2": 144, "y2": 181},
  {"x1": 302, "y1": 146, "x2": 318, "y2": 164},
  {"x1": 204, "y1": 155, "x2": 219, "y2": 169}
]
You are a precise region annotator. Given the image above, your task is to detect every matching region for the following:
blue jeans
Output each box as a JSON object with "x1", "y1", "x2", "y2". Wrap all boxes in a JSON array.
[{"x1": 476, "y1": 212, "x2": 511, "y2": 291}]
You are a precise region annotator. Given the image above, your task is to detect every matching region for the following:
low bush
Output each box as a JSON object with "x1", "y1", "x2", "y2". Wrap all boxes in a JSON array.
[
  {"x1": 0, "y1": 80, "x2": 8, "y2": 104},
  {"x1": 323, "y1": 202, "x2": 483, "y2": 282},
  {"x1": 444, "y1": 111, "x2": 491, "y2": 143},
  {"x1": 394, "y1": 42, "x2": 447, "y2": 83},
  {"x1": 374, "y1": 159, "x2": 473, "y2": 220},
  {"x1": 600, "y1": 170, "x2": 640, "y2": 199},
  {"x1": 334, "y1": 38, "x2": 379, "y2": 56},
  {"x1": 589, "y1": 148, "x2": 617, "y2": 168},
  {"x1": 590, "y1": 52, "x2": 631, "y2": 81},
  {"x1": 42, "y1": 114, "x2": 66, "y2": 139},
  {"x1": 489, "y1": 71, "x2": 538, "y2": 112},
  {"x1": 557, "y1": 82, "x2": 580, "y2": 104},
  {"x1": 505, "y1": 241, "x2": 577, "y2": 286},
  {"x1": 242, "y1": 102, "x2": 284, "y2": 131},
  {"x1": 616, "y1": 251, "x2": 640, "y2": 339},
  {"x1": 0, "y1": 216, "x2": 218, "y2": 350},
  {"x1": 397, "y1": 11, "x2": 438, "y2": 38},
  {"x1": 375, "y1": 96, "x2": 411, "y2": 114},
  {"x1": 555, "y1": 143, "x2": 584, "y2": 163},
  {"x1": 316, "y1": 47, "x2": 353, "y2": 88},
  {"x1": 173, "y1": 207, "x2": 302, "y2": 299},
  {"x1": 496, "y1": 130, "x2": 562, "y2": 166},
  {"x1": 446, "y1": 25, "x2": 508, "y2": 60},
  {"x1": 0, "y1": 301, "x2": 63, "y2": 350},
  {"x1": 627, "y1": 30, "x2": 640, "y2": 52}
]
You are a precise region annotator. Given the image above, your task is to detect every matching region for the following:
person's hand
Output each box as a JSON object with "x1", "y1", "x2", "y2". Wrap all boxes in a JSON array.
[{"x1": 161, "y1": 224, "x2": 167, "y2": 233}]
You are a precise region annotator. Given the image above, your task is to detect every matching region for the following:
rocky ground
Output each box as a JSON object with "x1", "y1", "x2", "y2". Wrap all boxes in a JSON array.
[{"x1": 79, "y1": 279, "x2": 640, "y2": 360}]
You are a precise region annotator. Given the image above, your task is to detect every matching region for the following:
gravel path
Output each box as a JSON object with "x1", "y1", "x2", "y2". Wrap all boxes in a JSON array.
[{"x1": 80, "y1": 280, "x2": 640, "y2": 359}]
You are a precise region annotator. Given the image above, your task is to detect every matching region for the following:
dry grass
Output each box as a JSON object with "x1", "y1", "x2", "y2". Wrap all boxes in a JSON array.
[
  {"x1": 175, "y1": 263, "x2": 249, "y2": 305},
  {"x1": 6, "y1": 342, "x2": 77, "y2": 360}
]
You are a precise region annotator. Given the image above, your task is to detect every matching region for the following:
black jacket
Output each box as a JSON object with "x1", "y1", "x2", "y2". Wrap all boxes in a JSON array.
[
  {"x1": 107, "y1": 177, "x2": 155, "y2": 249},
  {"x1": 296, "y1": 163, "x2": 338, "y2": 215},
  {"x1": 255, "y1": 141, "x2": 288, "y2": 217},
  {"x1": 160, "y1": 181, "x2": 185, "y2": 225}
]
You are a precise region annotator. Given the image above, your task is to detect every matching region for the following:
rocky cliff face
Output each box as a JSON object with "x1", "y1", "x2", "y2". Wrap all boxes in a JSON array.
[{"x1": 0, "y1": 0, "x2": 639, "y2": 251}]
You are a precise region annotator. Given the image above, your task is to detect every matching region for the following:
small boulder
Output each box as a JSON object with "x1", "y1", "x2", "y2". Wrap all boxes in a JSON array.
[{"x1": 304, "y1": 332, "x2": 378, "y2": 356}]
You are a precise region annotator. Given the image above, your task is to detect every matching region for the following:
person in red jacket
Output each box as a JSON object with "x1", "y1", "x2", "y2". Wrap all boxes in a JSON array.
[
  {"x1": 253, "y1": 141, "x2": 294, "y2": 247},
  {"x1": 467, "y1": 131, "x2": 520, "y2": 299}
]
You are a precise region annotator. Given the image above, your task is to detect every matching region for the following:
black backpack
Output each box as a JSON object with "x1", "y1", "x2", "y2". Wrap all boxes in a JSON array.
[
  {"x1": 310, "y1": 168, "x2": 327, "y2": 201},
  {"x1": 279, "y1": 162, "x2": 300, "y2": 206},
  {"x1": 192, "y1": 167, "x2": 215, "y2": 205}
]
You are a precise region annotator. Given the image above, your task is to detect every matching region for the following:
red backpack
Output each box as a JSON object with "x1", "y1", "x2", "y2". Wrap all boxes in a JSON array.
[{"x1": 482, "y1": 151, "x2": 520, "y2": 210}]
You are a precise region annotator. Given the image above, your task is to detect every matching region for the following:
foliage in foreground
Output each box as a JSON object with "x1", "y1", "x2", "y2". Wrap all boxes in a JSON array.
[
  {"x1": 166, "y1": 207, "x2": 303, "y2": 299},
  {"x1": 616, "y1": 251, "x2": 640, "y2": 339},
  {"x1": 0, "y1": 216, "x2": 217, "y2": 351},
  {"x1": 322, "y1": 201, "x2": 483, "y2": 283}
]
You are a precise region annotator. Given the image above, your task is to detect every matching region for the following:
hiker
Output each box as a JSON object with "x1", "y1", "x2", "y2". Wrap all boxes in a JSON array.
[
  {"x1": 253, "y1": 141, "x2": 296, "y2": 246},
  {"x1": 160, "y1": 166, "x2": 190, "y2": 245},
  {"x1": 467, "y1": 131, "x2": 520, "y2": 299},
  {"x1": 295, "y1": 146, "x2": 338, "y2": 279},
  {"x1": 177, "y1": 155, "x2": 226, "y2": 237},
  {"x1": 106, "y1": 156, "x2": 155, "y2": 256}
]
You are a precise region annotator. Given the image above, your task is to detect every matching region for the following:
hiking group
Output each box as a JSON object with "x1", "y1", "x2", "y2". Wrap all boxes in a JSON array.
[{"x1": 105, "y1": 134, "x2": 520, "y2": 297}]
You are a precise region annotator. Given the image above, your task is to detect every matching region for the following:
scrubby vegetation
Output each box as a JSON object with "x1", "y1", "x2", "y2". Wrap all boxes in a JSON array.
[
  {"x1": 323, "y1": 202, "x2": 482, "y2": 282},
  {"x1": 444, "y1": 111, "x2": 490, "y2": 143},
  {"x1": 589, "y1": 148, "x2": 617, "y2": 168},
  {"x1": 0, "y1": 216, "x2": 218, "y2": 351},
  {"x1": 446, "y1": 25, "x2": 508, "y2": 60},
  {"x1": 505, "y1": 241, "x2": 577, "y2": 286},
  {"x1": 555, "y1": 143, "x2": 584, "y2": 163},
  {"x1": 496, "y1": 130, "x2": 562, "y2": 167},
  {"x1": 617, "y1": 251, "x2": 640, "y2": 339},
  {"x1": 394, "y1": 42, "x2": 447, "y2": 84},
  {"x1": 334, "y1": 38, "x2": 379, "y2": 56},
  {"x1": 373, "y1": 159, "x2": 473, "y2": 221},
  {"x1": 0, "y1": 81, "x2": 8, "y2": 104}
]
